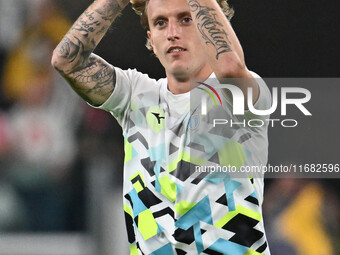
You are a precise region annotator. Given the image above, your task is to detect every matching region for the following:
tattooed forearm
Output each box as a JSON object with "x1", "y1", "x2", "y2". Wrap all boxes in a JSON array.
[
  {"x1": 52, "y1": 0, "x2": 129, "y2": 105},
  {"x1": 74, "y1": 57, "x2": 115, "y2": 88},
  {"x1": 57, "y1": 35, "x2": 93, "y2": 68},
  {"x1": 54, "y1": 0, "x2": 127, "y2": 67},
  {"x1": 188, "y1": 0, "x2": 232, "y2": 60},
  {"x1": 85, "y1": 11, "x2": 95, "y2": 21},
  {"x1": 71, "y1": 14, "x2": 101, "y2": 37},
  {"x1": 94, "y1": 1, "x2": 124, "y2": 21},
  {"x1": 58, "y1": 36, "x2": 81, "y2": 63},
  {"x1": 67, "y1": 56, "x2": 116, "y2": 104}
]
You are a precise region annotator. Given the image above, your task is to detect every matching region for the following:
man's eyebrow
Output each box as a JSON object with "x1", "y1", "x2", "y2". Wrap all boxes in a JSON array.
[
  {"x1": 177, "y1": 11, "x2": 192, "y2": 19},
  {"x1": 151, "y1": 15, "x2": 167, "y2": 24}
]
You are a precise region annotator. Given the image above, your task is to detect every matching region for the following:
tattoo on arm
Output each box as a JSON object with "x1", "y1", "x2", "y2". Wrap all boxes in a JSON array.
[
  {"x1": 56, "y1": 1, "x2": 125, "y2": 67},
  {"x1": 77, "y1": 57, "x2": 115, "y2": 94},
  {"x1": 188, "y1": 0, "x2": 232, "y2": 60},
  {"x1": 58, "y1": 36, "x2": 87, "y2": 65},
  {"x1": 94, "y1": 1, "x2": 125, "y2": 21},
  {"x1": 64, "y1": 55, "x2": 116, "y2": 105},
  {"x1": 71, "y1": 14, "x2": 101, "y2": 38},
  {"x1": 53, "y1": 0, "x2": 130, "y2": 104}
]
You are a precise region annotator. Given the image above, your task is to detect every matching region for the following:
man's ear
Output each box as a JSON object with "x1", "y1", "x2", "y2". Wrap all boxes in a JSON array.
[{"x1": 147, "y1": 30, "x2": 156, "y2": 54}]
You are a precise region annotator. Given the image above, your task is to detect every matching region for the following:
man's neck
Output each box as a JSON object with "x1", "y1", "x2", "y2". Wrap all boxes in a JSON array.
[{"x1": 166, "y1": 69, "x2": 213, "y2": 95}]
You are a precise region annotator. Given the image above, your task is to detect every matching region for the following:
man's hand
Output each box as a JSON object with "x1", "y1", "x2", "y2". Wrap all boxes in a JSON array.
[{"x1": 51, "y1": 0, "x2": 130, "y2": 106}]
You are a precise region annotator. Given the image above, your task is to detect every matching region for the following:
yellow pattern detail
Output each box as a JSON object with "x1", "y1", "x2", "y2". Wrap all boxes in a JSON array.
[
  {"x1": 167, "y1": 151, "x2": 206, "y2": 173},
  {"x1": 159, "y1": 176, "x2": 177, "y2": 202},
  {"x1": 129, "y1": 244, "x2": 139, "y2": 255},
  {"x1": 138, "y1": 210, "x2": 158, "y2": 240},
  {"x1": 215, "y1": 210, "x2": 238, "y2": 228},
  {"x1": 236, "y1": 205, "x2": 262, "y2": 222},
  {"x1": 175, "y1": 201, "x2": 196, "y2": 215},
  {"x1": 124, "y1": 139, "x2": 133, "y2": 163},
  {"x1": 131, "y1": 102, "x2": 138, "y2": 111},
  {"x1": 218, "y1": 140, "x2": 246, "y2": 168},
  {"x1": 133, "y1": 181, "x2": 144, "y2": 193},
  {"x1": 124, "y1": 203, "x2": 133, "y2": 218},
  {"x1": 130, "y1": 171, "x2": 145, "y2": 193},
  {"x1": 243, "y1": 249, "x2": 263, "y2": 255},
  {"x1": 215, "y1": 205, "x2": 262, "y2": 228},
  {"x1": 130, "y1": 170, "x2": 145, "y2": 183}
]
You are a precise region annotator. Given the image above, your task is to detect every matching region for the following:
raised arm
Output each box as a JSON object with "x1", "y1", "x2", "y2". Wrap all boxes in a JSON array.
[
  {"x1": 187, "y1": 0, "x2": 259, "y2": 103},
  {"x1": 51, "y1": 0, "x2": 130, "y2": 106}
]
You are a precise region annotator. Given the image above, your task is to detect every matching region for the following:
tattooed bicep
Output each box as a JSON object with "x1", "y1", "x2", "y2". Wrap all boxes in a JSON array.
[{"x1": 63, "y1": 54, "x2": 116, "y2": 106}]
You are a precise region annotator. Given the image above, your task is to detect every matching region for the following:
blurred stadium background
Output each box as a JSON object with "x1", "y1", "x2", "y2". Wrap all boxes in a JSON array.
[{"x1": 0, "y1": 0, "x2": 338, "y2": 254}]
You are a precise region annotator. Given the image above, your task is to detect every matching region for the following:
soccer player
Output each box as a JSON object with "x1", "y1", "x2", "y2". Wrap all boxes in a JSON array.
[{"x1": 52, "y1": 0, "x2": 271, "y2": 254}]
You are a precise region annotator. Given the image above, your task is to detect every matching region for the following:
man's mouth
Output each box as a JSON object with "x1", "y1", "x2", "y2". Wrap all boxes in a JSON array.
[{"x1": 168, "y1": 47, "x2": 186, "y2": 53}]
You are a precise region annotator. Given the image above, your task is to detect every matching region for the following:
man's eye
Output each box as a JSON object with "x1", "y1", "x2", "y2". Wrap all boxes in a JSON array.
[
  {"x1": 156, "y1": 20, "x2": 166, "y2": 27},
  {"x1": 183, "y1": 17, "x2": 192, "y2": 24}
]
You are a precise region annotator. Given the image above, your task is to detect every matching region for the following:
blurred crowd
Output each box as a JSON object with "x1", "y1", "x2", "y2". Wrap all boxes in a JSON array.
[
  {"x1": 264, "y1": 178, "x2": 340, "y2": 255},
  {"x1": 0, "y1": 0, "x2": 338, "y2": 254},
  {"x1": 0, "y1": 0, "x2": 123, "y2": 232}
]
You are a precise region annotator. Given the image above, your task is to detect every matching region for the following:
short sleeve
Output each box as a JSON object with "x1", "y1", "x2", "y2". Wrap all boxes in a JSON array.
[
  {"x1": 95, "y1": 67, "x2": 132, "y2": 124},
  {"x1": 92, "y1": 67, "x2": 160, "y2": 127}
]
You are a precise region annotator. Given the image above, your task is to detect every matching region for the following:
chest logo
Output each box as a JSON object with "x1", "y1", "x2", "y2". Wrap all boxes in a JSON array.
[
  {"x1": 146, "y1": 106, "x2": 165, "y2": 133},
  {"x1": 151, "y1": 112, "x2": 165, "y2": 124}
]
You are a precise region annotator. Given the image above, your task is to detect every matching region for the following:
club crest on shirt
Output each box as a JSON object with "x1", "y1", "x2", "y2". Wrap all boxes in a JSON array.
[{"x1": 188, "y1": 114, "x2": 200, "y2": 130}]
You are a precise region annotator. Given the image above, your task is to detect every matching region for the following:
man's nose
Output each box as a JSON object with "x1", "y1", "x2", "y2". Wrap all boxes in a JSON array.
[{"x1": 167, "y1": 21, "x2": 180, "y2": 41}]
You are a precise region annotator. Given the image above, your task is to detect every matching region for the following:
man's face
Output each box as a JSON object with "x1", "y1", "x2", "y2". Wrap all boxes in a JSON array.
[{"x1": 147, "y1": 0, "x2": 211, "y2": 81}]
